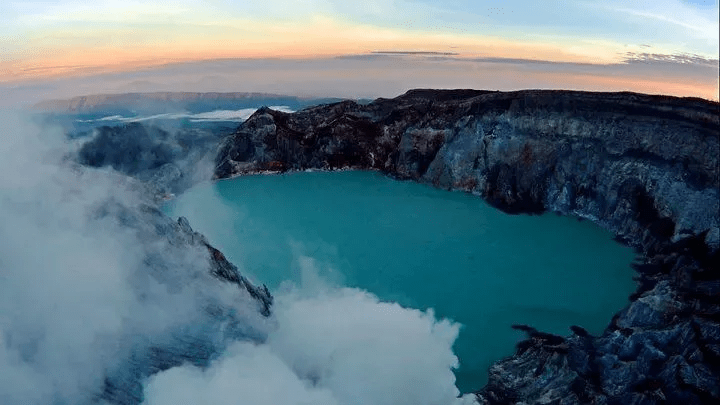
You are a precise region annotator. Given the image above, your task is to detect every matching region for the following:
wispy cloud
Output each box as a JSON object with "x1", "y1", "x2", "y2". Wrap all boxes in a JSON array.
[
  {"x1": 623, "y1": 52, "x2": 719, "y2": 67},
  {"x1": 3, "y1": 0, "x2": 717, "y2": 76},
  {"x1": 371, "y1": 51, "x2": 460, "y2": 56},
  {"x1": 13, "y1": 1, "x2": 196, "y2": 24},
  {"x1": 586, "y1": 0, "x2": 719, "y2": 52},
  {"x1": 2, "y1": 54, "x2": 717, "y2": 106},
  {"x1": 76, "y1": 106, "x2": 295, "y2": 123},
  {"x1": 1, "y1": 0, "x2": 717, "y2": 100},
  {"x1": 0, "y1": 110, "x2": 270, "y2": 403},
  {"x1": 614, "y1": 5, "x2": 718, "y2": 41}
]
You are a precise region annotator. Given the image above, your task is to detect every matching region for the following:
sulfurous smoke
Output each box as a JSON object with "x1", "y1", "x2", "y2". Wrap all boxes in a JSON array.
[
  {"x1": 144, "y1": 258, "x2": 466, "y2": 405},
  {"x1": 0, "y1": 111, "x2": 270, "y2": 404},
  {"x1": 75, "y1": 122, "x2": 219, "y2": 197},
  {"x1": 0, "y1": 110, "x2": 476, "y2": 404}
]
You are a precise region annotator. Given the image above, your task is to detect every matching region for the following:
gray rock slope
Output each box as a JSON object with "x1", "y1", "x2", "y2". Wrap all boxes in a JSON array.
[
  {"x1": 215, "y1": 89, "x2": 719, "y2": 404},
  {"x1": 77, "y1": 123, "x2": 222, "y2": 196},
  {"x1": 95, "y1": 201, "x2": 272, "y2": 405}
]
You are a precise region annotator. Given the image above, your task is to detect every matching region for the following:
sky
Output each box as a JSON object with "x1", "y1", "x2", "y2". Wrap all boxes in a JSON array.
[{"x1": 1, "y1": 0, "x2": 718, "y2": 101}]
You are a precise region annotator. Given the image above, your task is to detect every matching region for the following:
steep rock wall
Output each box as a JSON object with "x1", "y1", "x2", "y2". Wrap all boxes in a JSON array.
[
  {"x1": 216, "y1": 90, "x2": 718, "y2": 250},
  {"x1": 215, "y1": 89, "x2": 720, "y2": 404}
]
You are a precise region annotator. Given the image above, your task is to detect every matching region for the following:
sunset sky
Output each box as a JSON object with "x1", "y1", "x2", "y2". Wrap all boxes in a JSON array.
[{"x1": 1, "y1": 0, "x2": 718, "y2": 102}]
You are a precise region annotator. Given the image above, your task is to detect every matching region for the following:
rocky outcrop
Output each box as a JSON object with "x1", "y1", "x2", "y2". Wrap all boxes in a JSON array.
[
  {"x1": 215, "y1": 90, "x2": 718, "y2": 248},
  {"x1": 78, "y1": 124, "x2": 178, "y2": 176},
  {"x1": 77, "y1": 123, "x2": 222, "y2": 195},
  {"x1": 175, "y1": 215, "x2": 273, "y2": 316},
  {"x1": 480, "y1": 233, "x2": 719, "y2": 405},
  {"x1": 92, "y1": 201, "x2": 272, "y2": 405},
  {"x1": 214, "y1": 89, "x2": 719, "y2": 404}
]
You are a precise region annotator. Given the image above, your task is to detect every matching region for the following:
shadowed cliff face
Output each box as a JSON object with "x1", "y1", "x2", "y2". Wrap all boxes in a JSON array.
[
  {"x1": 75, "y1": 123, "x2": 229, "y2": 197},
  {"x1": 97, "y1": 205, "x2": 272, "y2": 405},
  {"x1": 215, "y1": 89, "x2": 719, "y2": 250},
  {"x1": 214, "y1": 89, "x2": 720, "y2": 404}
]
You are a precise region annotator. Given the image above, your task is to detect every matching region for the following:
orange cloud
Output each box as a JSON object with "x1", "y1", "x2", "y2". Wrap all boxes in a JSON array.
[
  {"x1": 2, "y1": 16, "x2": 635, "y2": 83},
  {"x1": 2, "y1": 15, "x2": 716, "y2": 102}
]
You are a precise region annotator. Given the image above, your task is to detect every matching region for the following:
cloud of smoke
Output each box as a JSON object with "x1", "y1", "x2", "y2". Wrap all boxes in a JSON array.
[
  {"x1": 76, "y1": 106, "x2": 295, "y2": 123},
  {"x1": 0, "y1": 111, "x2": 268, "y2": 404},
  {"x1": 143, "y1": 258, "x2": 473, "y2": 405}
]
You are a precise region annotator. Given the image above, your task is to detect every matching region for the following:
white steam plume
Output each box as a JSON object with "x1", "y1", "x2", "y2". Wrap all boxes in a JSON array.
[
  {"x1": 0, "y1": 111, "x2": 268, "y2": 404},
  {"x1": 143, "y1": 257, "x2": 476, "y2": 405}
]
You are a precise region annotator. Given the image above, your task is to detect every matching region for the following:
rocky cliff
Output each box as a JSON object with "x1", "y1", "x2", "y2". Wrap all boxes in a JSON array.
[
  {"x1": 215, "y1": 89, "x2": 719, "y2": 404},
  {"x1": 93, "y1": 201, "x2": 272, "y2": 405},
  {"x1": 76, "y1": 123, "x2": 223, "y2": 196}
]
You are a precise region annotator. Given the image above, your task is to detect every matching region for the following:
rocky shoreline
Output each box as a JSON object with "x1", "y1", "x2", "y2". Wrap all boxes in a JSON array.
[{"x1": 214, "y1": 89, "x2": 719, "y2": 404}]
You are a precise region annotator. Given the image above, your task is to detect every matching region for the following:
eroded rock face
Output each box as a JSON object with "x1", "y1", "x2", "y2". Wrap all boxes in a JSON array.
[
  {"x1": 77, "y1": 123, "x2": 223, "y2": 196},
  {"x1": 480, "y1": 235, "x2": 719, "y2": 405},
  {"x1": 215, "y1": 90, "x2": 718, "y2": 248},
  {"x1": 214, "y1": 89, "x2": 719, "y2": 404},
  {"x1": 93, "y1": 202, "x2": 272, "y2": 405}
]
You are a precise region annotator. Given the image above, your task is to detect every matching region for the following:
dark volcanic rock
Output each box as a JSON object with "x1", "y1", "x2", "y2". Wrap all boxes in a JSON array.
[
  {"x1": 78, "y1": 123, "x2": 176, "y2": 175},
  {"x1": 175, "y1": 215, "x2": 273, "y2": 316},
  {"x1": 78, "y1": 123, "x2": 223, "y2": 195},
  {"x1": 214, "y1": 89, "x2": 719, "y2": 404},
  {"x1": 215, "y1": 90, "x2": 718, "y2": 248},
  {"x1": 91, "y1": 201, "x2": 272, "y2": 405}
]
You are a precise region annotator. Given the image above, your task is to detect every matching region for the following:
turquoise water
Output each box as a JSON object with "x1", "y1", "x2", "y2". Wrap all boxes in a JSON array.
[{"x1": 165, "y1": 170, "x2": 637, "y2": 392}]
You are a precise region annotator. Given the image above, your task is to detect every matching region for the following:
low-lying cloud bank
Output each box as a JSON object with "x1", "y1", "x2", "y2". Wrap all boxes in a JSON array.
[
  {"x1": 76, "y1": 106, "x2": 295, "y2": 123},
  {"x1": 3, "y1": 54, "x2": 717, "y2": 109},
  {"x1": 0, "y1": 111, "x2": 475, "y2": 404},
  {"x1": 0, "y1": 111, "x2": 272, "y2": 404},
  {"x1": 145, "y1": 279, "x2": 467, "y2": 405}
]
